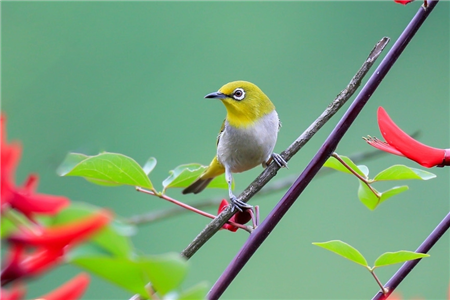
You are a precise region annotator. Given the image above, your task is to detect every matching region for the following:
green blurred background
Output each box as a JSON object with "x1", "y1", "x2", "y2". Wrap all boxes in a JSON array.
[{"x1": 2, "y1": 2, "x2": 449, "y2": 299}]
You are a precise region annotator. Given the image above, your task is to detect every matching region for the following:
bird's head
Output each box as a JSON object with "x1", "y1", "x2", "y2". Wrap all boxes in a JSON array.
[{"x1": 205, "y1": 81, "x2": 275, "y2": 128}]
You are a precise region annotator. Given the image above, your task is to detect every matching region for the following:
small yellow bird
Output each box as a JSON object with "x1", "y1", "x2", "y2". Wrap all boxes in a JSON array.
[{"x1": 183, "y1": 81, "x2": 287, "y2": 211}]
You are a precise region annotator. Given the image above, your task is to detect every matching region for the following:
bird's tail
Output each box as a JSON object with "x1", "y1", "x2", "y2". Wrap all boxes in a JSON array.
[
  {"x1": 182, "y1": 177, "x2": 214, "y2": 194},
  {"x1": 182, "y1": 156, "x2": 225, "y2": 195}
]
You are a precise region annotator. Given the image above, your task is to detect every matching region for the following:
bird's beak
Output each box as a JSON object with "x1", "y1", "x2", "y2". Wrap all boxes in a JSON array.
[{"x1": 204, "y1": 91, "x2": 227, "y2": 99}]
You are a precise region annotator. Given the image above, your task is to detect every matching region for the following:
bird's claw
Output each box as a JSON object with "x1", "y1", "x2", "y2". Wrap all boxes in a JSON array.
[
  {"x1": 272, "y1": 153, "x2": 288, "y2": 169},
  {"x1": 229, "y1": 196, "x2": 253, "y2": 212}
]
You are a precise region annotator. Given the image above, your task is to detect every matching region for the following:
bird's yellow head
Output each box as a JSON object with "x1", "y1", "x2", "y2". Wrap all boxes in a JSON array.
[{"x1": 205, "y1": 81, "x2": 275, "y2": 128}]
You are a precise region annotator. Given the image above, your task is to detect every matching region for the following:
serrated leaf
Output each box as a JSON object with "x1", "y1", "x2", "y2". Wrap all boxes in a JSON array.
[
  {"x1": 71, "y1": 256, "x2": 149, "y2": 298},
  {"x1": 60, "y1": 152, "x2": 153, "y2": 189},
  {"x1": 379, "y1": 185, "x2": 409, "y2": 204},
  {"x1": 312, "y1": 240, "x2": 368, "y2": 267},
  {"x1": 374, "y1": 251, "x2": 429, "y2": 268},
  {"x1": 143, "y1": 157, "x2": 157, "y2": 175},
  {"x1": 373, "y1": 165, "x2": 436, "y2": 181},
  {"x1": 323, "y1": 156, "x2": 366, "y2": 178},
  {"x1": 162, "y1": 163, "x2": 229, "y2": 191},
  {"x1": 139, "y1": 253, "x2": 188, "y2": 295},
  {"x1": 178, "y1": 282, "x2": 209, "y2": 300},
  {"x1": 357, "y1": 180, "x2": 380, "y2": 210}
]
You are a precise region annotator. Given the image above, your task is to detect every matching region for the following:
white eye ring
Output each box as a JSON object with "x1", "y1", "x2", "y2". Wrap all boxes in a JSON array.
[{"x1": 232, "y1": 88, "x2": 245, "y2": 101}]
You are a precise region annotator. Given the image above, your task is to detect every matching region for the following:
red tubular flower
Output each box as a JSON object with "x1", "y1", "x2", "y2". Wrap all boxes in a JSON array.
[
  {"x1": 2, "y1": 211, "x2": 111, "y2": 284},
  {"x1": 1, "y1": 114, "x2": 70, "y2": 217},
  {"x1": 394, "y1": 0, "x2": 415, "y2": 5},
  {"x1": 8, "y1": 210, "x2": 111, "y2": 250},
  {"x1": 0, "y1": 284, "x2": 25, "y2": 300},
  {"x1": 218, "y1": 200, "x2": 251, "y2": 232},
  {"x1": 1, "y1": 245, "x2": 64, "y2": 285},
  {"x1": 7, "y1": 174, "x2": 70, "y2": 219},
  {"x1": 365, "y1": 107, "x2": 450, "y2": 168},
  {"x1": 1, "y1": 115, "x2": 22, "y2": 206},
  {"x1": 37, "y1": 273, "x2": 90, "y2": 300}
]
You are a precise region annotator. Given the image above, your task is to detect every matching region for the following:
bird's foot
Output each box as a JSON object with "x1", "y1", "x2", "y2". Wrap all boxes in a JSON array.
[
  {"x1": 272, "y1": 153, "x2": 288, "y2": 169},
  {"x1": 229, "y1": 196, "x2": 253, "y2": 212}
]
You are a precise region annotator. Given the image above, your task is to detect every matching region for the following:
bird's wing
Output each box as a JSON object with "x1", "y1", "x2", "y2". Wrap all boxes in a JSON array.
[{"x1": 216, "y1": 119, "x2": 226, "y2": 147}]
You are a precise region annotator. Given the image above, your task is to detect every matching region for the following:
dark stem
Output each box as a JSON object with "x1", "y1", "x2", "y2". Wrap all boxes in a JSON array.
[
  {"x1": 372, "y1": 210, "x2": 450, "y2": 300},
  {"x1": 208, "y1": 2, "x2": 439, "y2": 299}
]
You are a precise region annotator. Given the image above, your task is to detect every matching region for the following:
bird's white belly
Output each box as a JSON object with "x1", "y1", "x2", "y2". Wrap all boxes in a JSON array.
[{"x1": 217, "y1": 110, "x2": 279, "y2": 173}]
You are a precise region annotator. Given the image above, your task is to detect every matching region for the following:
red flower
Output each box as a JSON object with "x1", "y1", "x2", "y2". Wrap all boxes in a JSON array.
[
  {"x1": 37, "y1": 273, "x2": 90, "y2": 300},
  {"x1": 0, "y1": 114, "x2": 70, "y2": 218},
  {"x1": 1, "y1": 115, "x2": 22, "y2": 206},
  {"x1": 394, "y1": 0, "x2": 428, "y2": 8},
  {"x1": 1, "y1": 210, "x2": 111, "y2": 284},
  {"x1": 8, "y1": 210, "x2": 111, "y2": 250},
  {"x1": 394, "y1": 0, "x2": 415, "y2": 5},
  {"x1": 365, "y1": 107, "x2": 450, "y2": 168},
  {"x1": 0, "y1": 284, "x2": 25, "y2": 300},
  {"x1": 218, "y1": 200, "x2": 252, "y2": 232}
]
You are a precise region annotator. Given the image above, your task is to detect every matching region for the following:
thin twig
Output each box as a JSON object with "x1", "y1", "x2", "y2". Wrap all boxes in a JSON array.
[
  {"x1": 331, "y1": 152, "x2": 380, "y2": 196},
  {"x1": 136, "y1": 187, "x2": 252, "y2": 233},
  {"x1": 208, "y1": 2, "x2": 438, "y2": 298},
  {"x1": 369, "y1": 270, "x2": 389, "y2": 295},
  {"x1": 126, "y1": 148, "x2": 386, "y2": 226},
  {"x1": 180, "y1": 36, "x2": 390, "y2": 260}
]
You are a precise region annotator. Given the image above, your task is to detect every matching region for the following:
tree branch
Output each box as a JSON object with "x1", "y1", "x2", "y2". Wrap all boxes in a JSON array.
[
  {"x1": 208, "y1": 1, "x2": 439, "y2": 298},
  {"x1": 181, "y1": 36, "x2": 390, "y2": 260},
  {"x1": 127, "y1": 147, "x2": 394, "y2": 226}
]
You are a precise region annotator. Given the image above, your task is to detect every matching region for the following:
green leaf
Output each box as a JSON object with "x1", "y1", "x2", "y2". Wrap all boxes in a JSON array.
[
  {"x1": 67, "y1": 242, "x2": 113, "y2": 260},
  {"x1": 51, "y1": 202, "x2": 135, "y2": 258},
  {"x1": 71, "y1": 256, "x2": 149, "y2": 298},
  {"x1": 373, "y1": 165, "x2": 436, "y2": 181},
  {"x1": 312, "y1": 240, "x2": 368, "y2": 268},
  {"x1": 357, "y1": 180, "x2": 380, "y2": 210},
  {"x1": 379, "y1": 185, "x2": 409, "y2": 204},
  {"x1": 139, "y1": 253, "x2": 188, "y2": 295},
  {"x1": 57, "y1": 153, "x2": 88, "y2": 176},
  {"x1": 409, "y1": 167, "x2": 436, "y2": 180},
  {"x1": 1, "y1": 214, "x2": 19, "y2": 238},
  {"x1": 143, "y1": 157, "x2": 157, "y2": 175},
  {"x1": 358, "y1": 165, "x2": 369, "y2": 177},
  {"x1": 374, "y1": 251, "x2": 429, "y2": 268},
  {"x1": 72, "y1": 254, "x2": 189, "y2": 298},
  {"x1": 323, "y1": 156, "x2": 366, "y2": 178},
  {"x1": 177, "y1": 282, "x2": 209, "y2": 300},
  {"x1": 59, "y1": 152, "x2": 153, "y2": 189},
  {"x1": 162, "y1": 163, "x2": 229, "y2": 191}
]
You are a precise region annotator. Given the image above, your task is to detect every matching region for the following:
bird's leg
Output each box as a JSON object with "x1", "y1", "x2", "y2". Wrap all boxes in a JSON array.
[
  {"x1": 225, "y1": 168, "x2": 253, "y2": 212},
  {"x1": 271, "y1": 153, "x2": 288, "y2": 168}
]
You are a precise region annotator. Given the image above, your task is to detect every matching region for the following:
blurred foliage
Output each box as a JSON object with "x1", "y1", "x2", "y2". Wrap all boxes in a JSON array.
[{"x1": 2, "y1": 2, "x2": 449, "y2": 299}]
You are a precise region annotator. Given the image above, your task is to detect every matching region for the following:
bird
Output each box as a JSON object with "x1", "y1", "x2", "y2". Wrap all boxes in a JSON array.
[{"x1": 182, "y1": 81, "x2": 287, "y2": 211}]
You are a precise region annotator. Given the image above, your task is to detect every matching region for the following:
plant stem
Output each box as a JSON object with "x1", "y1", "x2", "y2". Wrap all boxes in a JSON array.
[
  {"x1": 136, "y1": 187, "x2": 252, "y2": 233},
  {"x1": 370, "y1": 269, "x2": 388, "y2": 295},
  {"x1": 331, "y1": 152, "x2": 380, "y2": 196},
  {"x1": 208, "y1": 2, "x2": 438, "y2": 298}
]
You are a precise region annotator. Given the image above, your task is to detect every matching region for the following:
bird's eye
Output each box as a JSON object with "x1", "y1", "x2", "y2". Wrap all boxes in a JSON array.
[{"x1": 232, "y1": 88, "x2": 245, "y2": 101}]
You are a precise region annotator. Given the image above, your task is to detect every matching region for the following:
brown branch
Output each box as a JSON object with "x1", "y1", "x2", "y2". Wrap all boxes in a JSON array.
[{"x1": 181, "y1": 37, "x2": 390, "y2": 260}]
